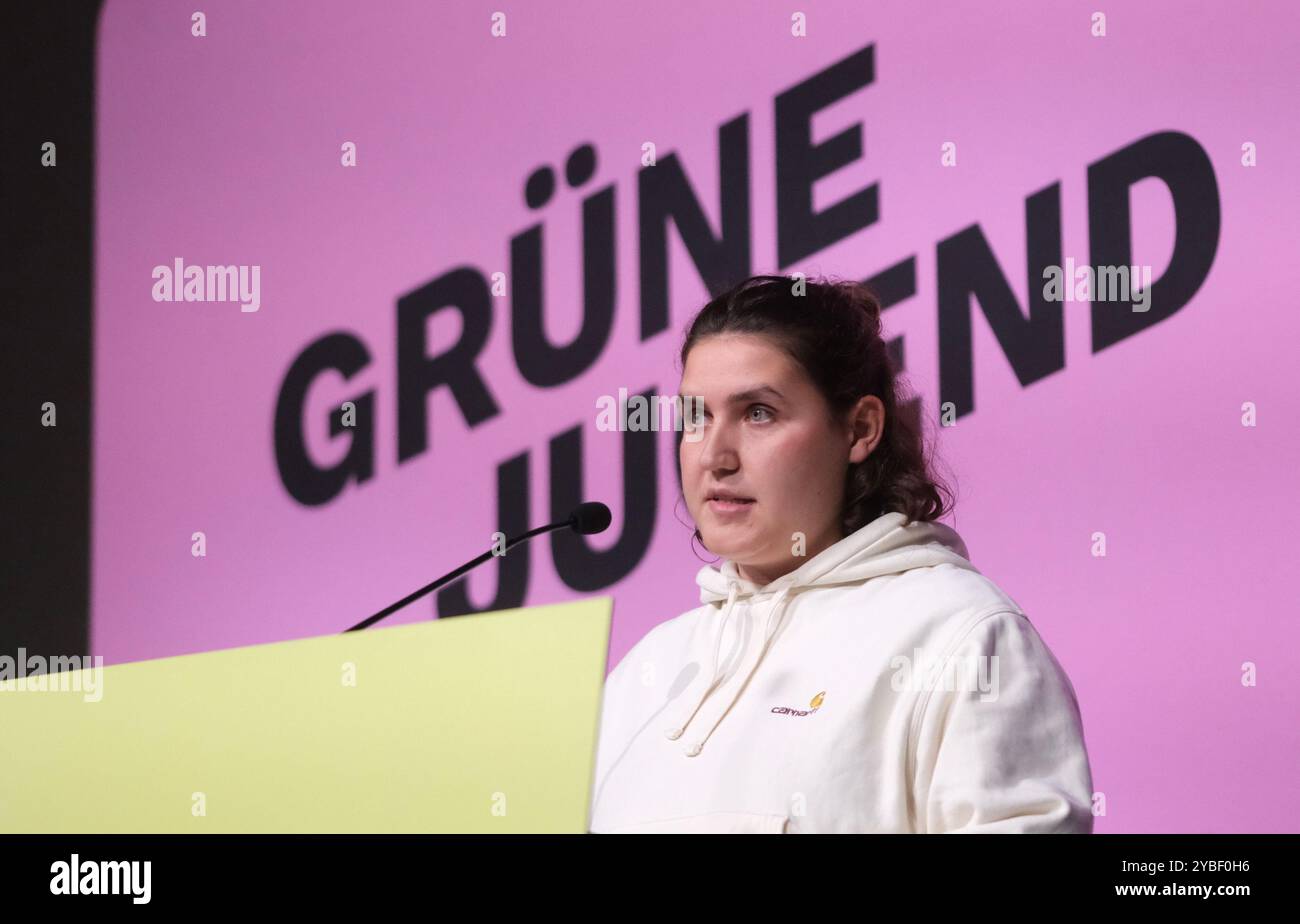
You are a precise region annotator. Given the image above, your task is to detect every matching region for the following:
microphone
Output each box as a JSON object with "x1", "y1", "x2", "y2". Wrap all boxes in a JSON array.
[
  {"x1": 569, "y1": 500, "x2": 612, "y2": 535},
  {"x1": 344, "y1": 502, "x2": 612, "y2": 632}
]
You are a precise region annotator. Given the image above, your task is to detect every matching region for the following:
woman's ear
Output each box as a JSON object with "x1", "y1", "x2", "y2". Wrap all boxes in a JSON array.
[{"x1": 847, "y1": 396, "x2": 885, "y2": 464}]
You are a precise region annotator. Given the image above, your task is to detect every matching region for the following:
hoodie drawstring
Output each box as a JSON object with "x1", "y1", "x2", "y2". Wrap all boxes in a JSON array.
[
  {"x1": 704, "y1": 584, "x2": 741, "y2": 698},
  {"x1": 664, "y1": 584, "x2": 795, "y2": 756},
  {"x1": 662, "y1": 583, "x2": 739, "y2": 742}
]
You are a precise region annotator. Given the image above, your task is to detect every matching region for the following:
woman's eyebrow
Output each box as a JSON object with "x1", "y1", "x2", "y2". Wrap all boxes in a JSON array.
[{"x1": 677, "y1": 385, "x2": 785, "y2": 407}]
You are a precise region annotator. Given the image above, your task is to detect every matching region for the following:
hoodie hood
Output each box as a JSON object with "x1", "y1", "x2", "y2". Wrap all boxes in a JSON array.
[{"x1": 663, "y1": 511, "x2": 978, "y2": 757}]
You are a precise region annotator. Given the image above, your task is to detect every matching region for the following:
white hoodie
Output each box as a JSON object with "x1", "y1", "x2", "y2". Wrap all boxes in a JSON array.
[{"x1": 588, "y1": 511, "x2": 1094, "y2": 833}]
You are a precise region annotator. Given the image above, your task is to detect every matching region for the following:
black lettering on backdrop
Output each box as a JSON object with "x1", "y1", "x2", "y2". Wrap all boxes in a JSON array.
[
  {"x1": 1088, "y1": 130, "x2": 1221, "y2": 353},
  {"x1": 865, "y1": 257, "x2": 918, "y2": 372},
  {"x1": 274, "y1": 332, "x2": 374, "y2": 507},
  {"x1": 937, "y1": 183, "x2": 1066, "y2": 419},
  {"x1": 512, "y1": 144, "x2": 617, "y2": 387},
  {"x1": 396, "y1": 266, "x2": 500, "y2": 463},
  {"x1": 436, "y1": 451, "x2": 532, "y2": 618},
  {"x1": 549, "y1": 392, "x2": 657, "y2": 592},
  {"x1": 638, "y1": 113, "x2": 752, "y2": 341},
  {"x1": 271, "y1": 41, "x2": 1222, "y2": 608},
  {"x1": 775, "y1": 42, "x2": 879, "y2": 268}
]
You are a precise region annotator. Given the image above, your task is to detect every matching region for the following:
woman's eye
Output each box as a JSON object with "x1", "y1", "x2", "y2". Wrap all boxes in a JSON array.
[{"x1": 748, "y1": 405, "x2": 774, "y2": 422}]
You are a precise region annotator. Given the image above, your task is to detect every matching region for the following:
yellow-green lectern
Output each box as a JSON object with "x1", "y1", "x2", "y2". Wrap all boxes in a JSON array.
[{"x1": 0, "y1": 598, "x2": 612, "y2": 833}]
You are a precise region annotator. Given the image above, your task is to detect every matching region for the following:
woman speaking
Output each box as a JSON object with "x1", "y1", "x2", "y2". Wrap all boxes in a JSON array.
[{"x1": 589, "y1": 275, "x2": 1094, "y2": 834}]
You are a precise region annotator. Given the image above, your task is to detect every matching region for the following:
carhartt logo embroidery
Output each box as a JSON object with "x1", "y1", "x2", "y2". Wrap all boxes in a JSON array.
[{"x1": 770, "y1": 690, "x2": 825, "y2": 717}]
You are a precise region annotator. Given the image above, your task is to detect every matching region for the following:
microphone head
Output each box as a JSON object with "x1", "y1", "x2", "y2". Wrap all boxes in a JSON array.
[{"x1": 570, "y1": 502, "x2": 612, "y2": 535}]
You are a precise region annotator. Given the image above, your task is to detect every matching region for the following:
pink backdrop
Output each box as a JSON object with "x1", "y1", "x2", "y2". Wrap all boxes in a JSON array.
[{"x1": 93, "y1": 0, "x2": 1300, "y2": 832}]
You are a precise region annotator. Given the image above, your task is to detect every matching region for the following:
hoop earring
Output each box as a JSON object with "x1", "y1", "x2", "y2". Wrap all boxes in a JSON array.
[{"x1": 690, "y1": 527, "x2": 719, "y2": 564}]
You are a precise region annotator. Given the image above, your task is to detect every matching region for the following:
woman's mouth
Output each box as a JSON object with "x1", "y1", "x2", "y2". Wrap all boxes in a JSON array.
[{"x1": 706, "y1": 496, "x2": 755, "y2": 515}]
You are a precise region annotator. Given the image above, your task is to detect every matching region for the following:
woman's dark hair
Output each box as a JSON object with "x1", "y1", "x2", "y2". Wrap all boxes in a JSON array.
[{"x1": 676, "y1": 273, "x2": 954, "y2": 540}]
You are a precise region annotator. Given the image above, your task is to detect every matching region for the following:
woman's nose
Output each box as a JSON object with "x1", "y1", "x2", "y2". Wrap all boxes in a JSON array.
[{"x1": 697, "y1": 421, "x2": 738, "y2": 471}]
